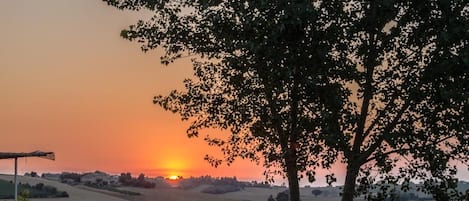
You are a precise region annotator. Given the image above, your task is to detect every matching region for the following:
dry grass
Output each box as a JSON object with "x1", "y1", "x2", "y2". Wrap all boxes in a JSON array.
[
  {"x1": 0, "y1": 175, "x2": 126, "y2": 201},
  {"x1": 120, "y1": 185, "x2": 342, "y2": 201},
  {"x1": 0, "y1": 174, "x2": 342, "y2": 201}
]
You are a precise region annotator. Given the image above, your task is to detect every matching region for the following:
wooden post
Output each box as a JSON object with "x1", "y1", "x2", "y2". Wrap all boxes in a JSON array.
[{"x1": 14, "y1": 157, "x2": 18, "y2": 201}]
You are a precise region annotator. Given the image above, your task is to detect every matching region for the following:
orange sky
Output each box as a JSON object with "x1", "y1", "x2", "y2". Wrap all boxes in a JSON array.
[
  {"x1": 0, "y1": 0, "x2": 466, "y2": 186},
  {"x1": 0, "y1": 0, "x2": 266, "y2": 181}
]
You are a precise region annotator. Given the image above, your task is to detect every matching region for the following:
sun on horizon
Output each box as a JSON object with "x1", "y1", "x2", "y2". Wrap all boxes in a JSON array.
[{"x1": 168, "y1": 175, "x2": 180, "y2": 180}]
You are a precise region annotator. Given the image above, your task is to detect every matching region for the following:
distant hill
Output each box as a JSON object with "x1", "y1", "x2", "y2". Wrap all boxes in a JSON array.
[
  {"x1": 0, "y1": 174, "x2": 127, "y2": 201},
  {"x1": 307, "y1": 180, "x2": 469, "y2": 200},
  {"x1": 457, "y1": 181, "x2": 469, "y2": 191}
]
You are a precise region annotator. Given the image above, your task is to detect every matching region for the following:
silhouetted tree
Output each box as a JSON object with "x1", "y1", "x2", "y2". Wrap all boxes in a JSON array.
[
  {"x1": 276, "y1": 190, "x2": 290, "y2": 201},
  {"x1": 138, "y1": 173, "x2": 145, "y2": 181},
  {"x1": 118, "y1": 172, "x2": 156, "y2": 188},
  {"x1": 29, "y1": 172, "x2": 38, "y2": 177},
  {"x1": 315, "y1": 1, "x2": 469, "y2": 201},
  {"x1": 103, "y1": 1, "x2": 468, "y2": 201},
  {"x1": 59, "y1": 173, "x2": 81, "y2": 182},
  {"x1": 103, "y1": 1, "x2": 340, "y2": 201},
  {"x1": 118, "y1": 172, "x2": 132, "y2": 185}
]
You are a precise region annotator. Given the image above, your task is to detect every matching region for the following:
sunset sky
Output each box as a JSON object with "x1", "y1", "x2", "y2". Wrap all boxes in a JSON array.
[
  {"x1": 0, "y1": 0, "x2": 467, "y2": 187},
  {"x1": 0, "y1": 0, "x2": 267, "y2": 182}
]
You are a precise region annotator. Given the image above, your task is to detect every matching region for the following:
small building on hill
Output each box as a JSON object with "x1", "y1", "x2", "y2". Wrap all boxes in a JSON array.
[
  {"x1": 41, "y1": 173, "x2": 61, "y2": 181},
  {"x1": 81, "y1": 171, "x2": 118, "y2": 185}
]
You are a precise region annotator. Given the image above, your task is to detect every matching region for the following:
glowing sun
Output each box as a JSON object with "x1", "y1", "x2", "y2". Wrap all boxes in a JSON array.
[{"x1": 168, "y1": 175, "x2": 179, "y2": 180}]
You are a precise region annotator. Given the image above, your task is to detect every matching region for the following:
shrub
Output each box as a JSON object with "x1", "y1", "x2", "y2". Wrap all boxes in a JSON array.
[
  {"x1": 276, "y1": 190, "x2": 289, "y2": 201},
  {"x1": 311, "y1": 189, "x2": 322, "y2": 197},
  {"x1": 58, "y1": 191, "x2": 69, "y2": 198},
  {"x1": 267, "y1": 195, "x2": 275, "y2": 201}
]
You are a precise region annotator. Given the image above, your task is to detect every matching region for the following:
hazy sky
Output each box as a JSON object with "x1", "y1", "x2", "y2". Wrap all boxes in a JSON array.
[
  {"x1": 0, "y1": 0, "x2": 268, "y2": 181},
  {"x1": 0, "y1": 0, "x2": 467, "y2": 186}
]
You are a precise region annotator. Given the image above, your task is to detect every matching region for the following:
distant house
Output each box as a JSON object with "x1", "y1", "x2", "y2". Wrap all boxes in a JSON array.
[
  {"x1": 62, "y1": 178, "x2": 77, "y2": 185},
  {"x1": 81, "y1": 171, "x2": 118, "y2": 184},
  {"x1": 41, "y1": 173, "x2": 61, "y2": 181}
]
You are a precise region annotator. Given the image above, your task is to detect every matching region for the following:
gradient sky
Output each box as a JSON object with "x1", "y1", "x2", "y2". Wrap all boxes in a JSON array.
[
  {"x1": 0, "y1": 0, "x2": 267, "y2": 181},
  {"x1": 0, "y1": 0, "x2": 466, "y2": 186}
]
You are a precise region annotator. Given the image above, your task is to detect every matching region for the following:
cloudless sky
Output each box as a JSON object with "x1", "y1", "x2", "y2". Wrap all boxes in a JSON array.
[
  {"x1": 0, "y1": 0, "x2": 466, "y2": 187},
  {"x1": 0, "y1": 0, "x2": 267, "y2": 181}
]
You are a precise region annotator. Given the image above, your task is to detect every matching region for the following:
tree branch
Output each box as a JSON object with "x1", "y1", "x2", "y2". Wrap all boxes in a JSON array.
[
  {"x1": 359, "y1": 99, "x2": 412, "y2": 163},
  {"x1": 352, "y1": 31, "x2": 378, "y2": 157},
  {"x1": 364, "y1": 135, "x2": 455, "y2": 164},
  {"x1": 362, "y1": 91, "x2": 400, "y2": 140}
]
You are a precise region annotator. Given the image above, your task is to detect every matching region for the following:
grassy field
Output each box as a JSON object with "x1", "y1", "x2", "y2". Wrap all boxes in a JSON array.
[
  {"x1": 3, "y1": 174, "x2": 461, "y2": 201},
  {"x1": 0, "y1": 178, "x2": 69, "y2": 199},
  {"x1": 115, "y1": 185, "x2": 342, "y2": 201},
  {"x1": 0, "y1": 175, "x2": 127, "y2": 201},
  {"x1": 0, "y1": 175, "x2": 344, "y2": 201}
]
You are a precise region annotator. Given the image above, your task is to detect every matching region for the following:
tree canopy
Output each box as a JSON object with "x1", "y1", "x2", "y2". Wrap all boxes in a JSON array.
[
  {"x1": 321, "y1": 1, "x2": 468, "y2": 200},
  {"x1": 104, "y1": 0, "x2": 468, "y2": 201},
  {"x1": 104, "y1": 1, "x2": 346, "y2": 200},
  {"x1": 103, "y1": 1, "x2": 352, "y2": 200}
]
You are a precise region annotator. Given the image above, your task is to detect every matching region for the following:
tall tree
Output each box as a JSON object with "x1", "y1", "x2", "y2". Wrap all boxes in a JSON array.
[
  {"x1": 104, "y1": 0, "x2": 468, "y2": 200},
  {"x1": 321, "y1": 1, "x2": 468, "y2": 200},
  {"x1": 103, "y1": 1, "x2": 339, "y2": 201}
]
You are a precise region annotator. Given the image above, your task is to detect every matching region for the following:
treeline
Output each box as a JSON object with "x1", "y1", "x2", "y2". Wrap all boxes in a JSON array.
[
  {"x1": 46, "y1": 171, "x2": 170, "y2": 189},
  {"x1": 59, "y1": 172, "x2": 82, "y2": 183},
  {"x1": 20, "y1": 183, "x2": 69, "y2": 198},
  {"x1": 268, "y1": 190, "x2": 289, "y2": 201},
  {"x1": 179, "y1": 176, "x2": 242, "y2": 194},
  {"x1": 118, "y1": 173, "x2": 156, "y2": 188},
  {"x1": 0, "y1": 180, "x2": 68, "y2": 199},
  {"x1": 179, "y1": 175, "x2": 243, "y2": 189},
  {"x1": 178, "y1": 175, "x2": 271, "y2": 194}
]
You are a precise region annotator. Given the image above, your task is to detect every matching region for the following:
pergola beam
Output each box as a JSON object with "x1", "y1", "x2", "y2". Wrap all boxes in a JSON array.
[{"x1": 0, "y1": 151, "x2": 55, "y2": 159}]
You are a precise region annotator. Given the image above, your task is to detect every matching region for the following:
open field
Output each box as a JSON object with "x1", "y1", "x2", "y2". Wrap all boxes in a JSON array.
[
  {"x1": 7, "y1": 174, "x2": 466, "y2": 201},
  {"x1": 114, "y1": 185, "x2": 341, "y2": 201},
  {"x1": 0, "y1": 175, "x2": 126, "y2": 201},
  {"x1": 0, "y1": 174, "x2": 343, "y2": 201}
]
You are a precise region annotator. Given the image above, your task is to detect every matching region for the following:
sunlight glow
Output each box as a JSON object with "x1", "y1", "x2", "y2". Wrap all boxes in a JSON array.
[{"x1": 168, "y1": 175, "x2": 179, "y2": 180}]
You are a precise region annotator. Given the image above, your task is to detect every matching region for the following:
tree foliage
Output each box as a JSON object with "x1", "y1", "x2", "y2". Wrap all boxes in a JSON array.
[
  {"x1": 119, "y1": 172, "x2": 156, "y2": 188},
  {"x1": 276, "y1": 190, "x2": 290, "y2": 201},
  {"x1": 319, "y1": 1, "x2": 469, "y2": 201},
  {"x1": 103, "y1": 1, "x2": 344, "y2": 201},
  {"x1": 104, "y1": 0, "x2": 468, "y2": 201}
]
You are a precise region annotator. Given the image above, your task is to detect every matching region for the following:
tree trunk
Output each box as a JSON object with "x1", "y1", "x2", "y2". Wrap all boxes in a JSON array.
[
  {"x1": 341, "y1": 164, "x2": 359, "y2": 201},
  {"x1": 286, "y1": 159, "x2": 300, "y2": 201}
]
